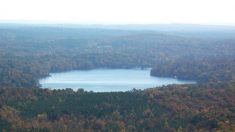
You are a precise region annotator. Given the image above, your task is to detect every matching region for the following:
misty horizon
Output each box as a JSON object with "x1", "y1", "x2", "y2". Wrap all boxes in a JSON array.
[{"x1": 1, "y1": 20, "x2": 235, "y2": 26}]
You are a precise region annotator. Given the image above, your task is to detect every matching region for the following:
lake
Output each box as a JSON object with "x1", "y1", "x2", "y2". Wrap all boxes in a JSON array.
[{"x1": 39, "y1": 69, "x2": 195, "y2": 92}]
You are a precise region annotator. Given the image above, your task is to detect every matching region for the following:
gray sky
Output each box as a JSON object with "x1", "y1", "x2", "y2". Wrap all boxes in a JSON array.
[{"x1": 1, "y1": 0, "x2": 235, "y2": 25}]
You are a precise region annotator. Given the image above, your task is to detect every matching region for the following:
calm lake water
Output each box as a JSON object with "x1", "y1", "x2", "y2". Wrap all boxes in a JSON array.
[{"x1": 39, "y1": 69, "x2": 195, "y2": 92}]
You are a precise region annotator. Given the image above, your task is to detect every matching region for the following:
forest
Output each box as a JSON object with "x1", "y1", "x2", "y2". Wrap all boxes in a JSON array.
[{"x1": 0, "y1": 24, "x2": 235, "y2": 131}]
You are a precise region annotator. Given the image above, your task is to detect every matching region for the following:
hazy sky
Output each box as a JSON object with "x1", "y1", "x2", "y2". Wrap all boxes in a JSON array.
[{"x1": 0, "y1": 0, "x2": 235, "y2": 25}]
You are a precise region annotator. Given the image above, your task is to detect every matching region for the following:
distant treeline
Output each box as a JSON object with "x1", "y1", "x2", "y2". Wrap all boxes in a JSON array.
[{"x1": 1, "y1": 26, "x2": 235, "y2": 88}]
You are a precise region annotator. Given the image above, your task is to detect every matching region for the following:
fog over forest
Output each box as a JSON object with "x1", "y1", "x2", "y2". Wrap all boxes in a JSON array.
[{"x1": 0, "y1": 23, "x2": 235, "y2": 131}]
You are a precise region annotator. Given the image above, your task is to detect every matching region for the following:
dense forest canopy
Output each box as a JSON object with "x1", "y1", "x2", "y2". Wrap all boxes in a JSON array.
[
  {"x1": 0, "y1": 24, "x2": 235, "y2": 131},
  {"x1": 1, "y1": 24, "x2": 235, "y2": 87}
]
